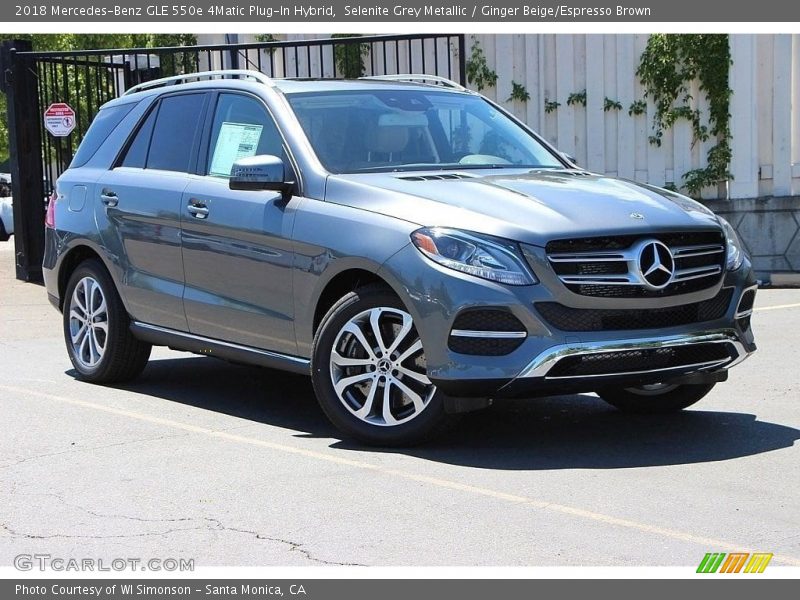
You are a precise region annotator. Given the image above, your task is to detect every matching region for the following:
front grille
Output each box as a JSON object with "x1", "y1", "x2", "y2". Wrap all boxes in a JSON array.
[
  {"x1": 546, "y1": 231, "x2": 724, "y2": 253},
  {"x1": 545, "y1": 230, "x2": 726, "y2": 298},
  {"x1": 547, "y1": 343, "x2": 732, "y2": 378},
  {"x1": 535, "y1": 288, "x2": 733, "y2": 332},
  {"x1": 448, "y1": 309, "x2": 526, "y2": 356}
]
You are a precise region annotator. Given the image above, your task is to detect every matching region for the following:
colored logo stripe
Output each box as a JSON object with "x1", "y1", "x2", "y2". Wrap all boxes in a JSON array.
[
  {"x1": 744, "y1": 553, "x2": 773, "y2": 573},
  {"x1": 697, "y1": 553, "x2": 726, "y2": 573},
  {"x1": 697, "y1": 552, "x2": 773, "y2": 573},
  {"x1": 720, "y1": 553, "x2": 749, "y2": 573}
]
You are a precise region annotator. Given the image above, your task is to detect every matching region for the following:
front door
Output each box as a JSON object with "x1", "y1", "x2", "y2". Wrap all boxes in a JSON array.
[{"x1": 181, "y1": 92, "x2": 300, "y2": 355}]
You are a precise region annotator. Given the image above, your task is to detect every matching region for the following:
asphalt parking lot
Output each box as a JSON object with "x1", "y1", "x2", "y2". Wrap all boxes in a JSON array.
[{"x1": 1, "y1": 238, "x2": 799, "y2": 568}]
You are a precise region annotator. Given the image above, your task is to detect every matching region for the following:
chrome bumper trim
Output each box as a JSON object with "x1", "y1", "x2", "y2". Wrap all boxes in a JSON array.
[
  {"x1": 734, "y1": 284, "x2": 759, "y2": 319},
  {"x1": 511, "y1": 328, "x2": 751, "y2": 382},
  {"x1": 450, "y1": 329, "x2": 527, "y2": 339}
]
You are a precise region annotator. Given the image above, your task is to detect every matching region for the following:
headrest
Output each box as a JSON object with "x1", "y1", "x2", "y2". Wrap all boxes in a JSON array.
[{"x1": 365, "y1": 124, "x2": 409, "y2": 154}]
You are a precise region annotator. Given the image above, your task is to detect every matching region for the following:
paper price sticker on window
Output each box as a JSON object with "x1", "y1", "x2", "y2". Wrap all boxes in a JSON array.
[{"x1": 209, "y1": 122, "x2": 264, "y2": 177}]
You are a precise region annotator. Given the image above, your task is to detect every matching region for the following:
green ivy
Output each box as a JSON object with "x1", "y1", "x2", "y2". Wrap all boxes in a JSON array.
[
  {"x1": 331, "y1": 34, "x2": 370, "y2": 78},
  {"x1": 544, "y1": 99, "x2": 560, "y2": 113},
  {"x1": 628, "y1": 99, "x2": 647, "y2": 116},
  {"x1": 255, "y1": 34, "x2": 278, "y2": 55},
  {"x1": 636, "y1": 34, "x2": 732, "y2": 195},
  {"x1": 566, "y1": 90, "x2": 587, "y2": 107},
  {"x1": 465, "y1": 37, "x2": 498, "y2": 91},
  {"x1": 507, "y1": 81, "x2": 530, "y2": 103}
]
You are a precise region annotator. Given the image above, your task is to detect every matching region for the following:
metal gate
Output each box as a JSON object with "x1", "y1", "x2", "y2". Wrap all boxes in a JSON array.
[{"x1": 0, "y1": 34, "x2": 466, "y2": 282}]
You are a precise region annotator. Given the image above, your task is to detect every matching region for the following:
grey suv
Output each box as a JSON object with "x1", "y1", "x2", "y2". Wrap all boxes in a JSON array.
[{"x1": 43, "y1": 71, "x2": 757, "y2": 445}]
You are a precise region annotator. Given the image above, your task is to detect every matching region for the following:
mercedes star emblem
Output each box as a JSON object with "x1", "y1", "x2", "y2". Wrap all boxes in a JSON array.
[{"x1": 637, "y1": 240, "x2": 675, "y2": 290}]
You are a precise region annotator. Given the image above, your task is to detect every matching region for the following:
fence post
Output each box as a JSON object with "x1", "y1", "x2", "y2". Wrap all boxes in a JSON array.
[
  {"x1": 457, "y1": 35, "x2": 467, "y2": 86},
  {"x1": 1, "y1": 39, "x2": 45, "y2": 282}
]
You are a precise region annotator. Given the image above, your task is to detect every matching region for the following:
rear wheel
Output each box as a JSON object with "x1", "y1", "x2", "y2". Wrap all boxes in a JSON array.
[
  {"x1": 597, "y1": 382, "x2": 715, "y2": 414},
  {"x1": 311, "y1": 285, "x2": 449, "y2": 446},
  {"x1": 63, "y1": 259, "x2": 151, "y2": 383}
]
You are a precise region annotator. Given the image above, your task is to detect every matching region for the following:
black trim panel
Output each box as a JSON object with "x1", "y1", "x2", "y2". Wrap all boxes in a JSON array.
[{"x1": 130, "y1": 322, "x2": 311, "y2": 375}]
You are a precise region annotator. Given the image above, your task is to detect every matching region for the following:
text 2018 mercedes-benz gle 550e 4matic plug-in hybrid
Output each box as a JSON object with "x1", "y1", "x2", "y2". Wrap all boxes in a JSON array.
[{"x1": 43, "y1": 71, "x2": 757, "y2": 445}]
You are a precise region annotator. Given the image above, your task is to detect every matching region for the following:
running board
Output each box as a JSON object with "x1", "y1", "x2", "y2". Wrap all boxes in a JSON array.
[{"x1": 130, "y1": 322, "x2": 311, "y2": 375}]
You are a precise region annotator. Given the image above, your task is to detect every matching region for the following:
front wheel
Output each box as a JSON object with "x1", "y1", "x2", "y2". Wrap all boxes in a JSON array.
[
  {"x1": 597, "y1": 382, "x2": 715, "y2": 414},
  {"x1": 311, "y1": 285, "x2": 449, "y2": 446}
]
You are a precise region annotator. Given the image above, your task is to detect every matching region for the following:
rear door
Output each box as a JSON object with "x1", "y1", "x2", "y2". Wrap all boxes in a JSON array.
[
  {"x1": 180, "y1": 91, "x2": 300, "y2": 355},
  {"x1": 96, "y1": 92, "x2": 208, "y2": 331}
]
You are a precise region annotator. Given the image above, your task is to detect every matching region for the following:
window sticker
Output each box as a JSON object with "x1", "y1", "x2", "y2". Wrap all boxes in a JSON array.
[{"x1": 209, "y1": 122, "x2": 264, "y2": 177}]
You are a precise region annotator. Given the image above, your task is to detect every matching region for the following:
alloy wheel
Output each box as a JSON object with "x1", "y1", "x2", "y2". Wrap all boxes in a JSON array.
[
  {"x1": 68, "y1": 276, "x2": 108, "y2": 369},
  {"x1": 329, "y1": 307, "x2": 435, "y2": 426}
]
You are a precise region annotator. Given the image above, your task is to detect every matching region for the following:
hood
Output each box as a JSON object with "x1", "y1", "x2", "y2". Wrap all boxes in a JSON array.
[{"x1": 324, "y1": 169, "x2": 721, "y2": 246}]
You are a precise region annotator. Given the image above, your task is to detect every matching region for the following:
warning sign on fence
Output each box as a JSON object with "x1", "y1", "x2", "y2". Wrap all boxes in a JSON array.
[{"x1": 44, "y1": 103, "x2": 76, "y2": 137}]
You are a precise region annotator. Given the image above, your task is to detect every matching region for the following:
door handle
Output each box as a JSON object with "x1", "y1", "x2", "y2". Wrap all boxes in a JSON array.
[
  {"x1": 100, "y1": 189, "x2": 118, "y2": 207},
  {"x1": 187, "y1": 199, "x2": 209, "y2": 219}
]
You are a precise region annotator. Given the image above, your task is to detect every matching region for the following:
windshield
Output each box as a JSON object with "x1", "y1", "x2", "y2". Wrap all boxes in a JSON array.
[{"x1": 286, "y1": 89, "x2": 564, "y2": 174}]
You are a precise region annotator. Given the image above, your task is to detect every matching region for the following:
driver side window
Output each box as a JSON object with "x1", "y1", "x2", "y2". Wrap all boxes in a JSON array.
[{"x1": 206, "y1": 93, "x2": 287, "y2": 178}]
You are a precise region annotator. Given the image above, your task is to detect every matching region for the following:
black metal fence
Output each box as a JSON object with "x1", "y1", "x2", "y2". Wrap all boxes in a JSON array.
[{"x1": 0, "y1": 34, "x2": 466, "y2": 281}]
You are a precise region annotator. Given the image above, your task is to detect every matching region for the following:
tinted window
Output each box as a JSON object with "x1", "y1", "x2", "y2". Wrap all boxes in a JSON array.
[
  {"x1": 120, "y1": 106, "x2": 157, "y2": 168},
  {"x1": 287, "y1": 90, "x2": 563, "y2": 173},
  {"x1": 71, "y1": 103, "x2": 135, "y2": 168},
  {"x1": 206, "y1": 93, "x2": 285, "y2": 177},
  {"x1": 147, "y1": 94, "x2": 205, "y2": 173}
]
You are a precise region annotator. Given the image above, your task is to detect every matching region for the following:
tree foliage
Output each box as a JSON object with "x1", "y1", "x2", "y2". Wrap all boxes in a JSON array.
[{"x1": 0, "y1": 34, "x2": 196, "y2": 164}]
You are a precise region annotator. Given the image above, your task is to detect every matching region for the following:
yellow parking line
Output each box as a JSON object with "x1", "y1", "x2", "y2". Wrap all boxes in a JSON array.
[
  {"x1": 3, "y1": 383, "x2": 800, "y2": 567},
  {"x1": 754, "y1": 302, "x2": 800, "y2": 312}
]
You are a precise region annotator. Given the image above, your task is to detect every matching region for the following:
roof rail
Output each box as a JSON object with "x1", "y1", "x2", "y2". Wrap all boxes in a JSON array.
[
  {"x1": 359, "y1": 74, "x2": 469, "y2": 92},
  {"x1": 124, "y1": 69, "x2": 275, "y2": 96}
]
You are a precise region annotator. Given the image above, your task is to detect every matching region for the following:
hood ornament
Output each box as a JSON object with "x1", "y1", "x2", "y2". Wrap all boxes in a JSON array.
[{"x1": 630, "y1": 212, "x2": 645, "y2": 220}]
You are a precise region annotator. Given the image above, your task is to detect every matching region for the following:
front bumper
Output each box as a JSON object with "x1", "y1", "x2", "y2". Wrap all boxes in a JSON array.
[{"x1": 378, "y1": 244, "x2": 757, "y2": 398}]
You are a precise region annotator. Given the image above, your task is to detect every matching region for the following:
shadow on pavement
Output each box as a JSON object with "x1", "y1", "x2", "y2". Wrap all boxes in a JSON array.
[{"x1": 97, "y1": 355, "x2": 800, "y2": 471}]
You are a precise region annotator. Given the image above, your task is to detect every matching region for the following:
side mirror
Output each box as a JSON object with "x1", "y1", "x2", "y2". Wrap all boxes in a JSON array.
[{"x1": 229, "y1": 155, "x2": 294, "y2": 198}]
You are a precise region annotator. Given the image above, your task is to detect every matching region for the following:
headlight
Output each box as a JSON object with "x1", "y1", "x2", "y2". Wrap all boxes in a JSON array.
[
  {"x1": 718, "y1": 217, "x2": 744, "y2": 271},
  {"x1": 411, "y1": 227, "x2": 536, "y2": 286}
]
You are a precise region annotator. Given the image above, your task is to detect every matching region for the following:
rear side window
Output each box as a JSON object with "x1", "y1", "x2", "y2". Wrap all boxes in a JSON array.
[
  {"x1": 146, "y1": 94, "x2": 206, "y2": 173},
  {"x1": 120, "y1": 106, "x2": 157, "y2": 168},
  {"x1": 71, "y1": 103, "x2": 135, "y2": 168}
]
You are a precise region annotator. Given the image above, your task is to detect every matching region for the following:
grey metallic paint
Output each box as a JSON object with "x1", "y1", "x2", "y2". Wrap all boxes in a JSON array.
[{"x1": 42, "y1": 77, "x2": 756, "y2": 398}]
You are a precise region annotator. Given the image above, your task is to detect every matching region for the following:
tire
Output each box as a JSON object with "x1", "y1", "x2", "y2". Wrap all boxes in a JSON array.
[
  {"x1": 597, "y1": 382, "x2": 715, "y2": 414},
  {"x1": 63, "y1": 259, "x2": 151, "y2": 383},
  {"x1": 311, "y1": 284, "x2": 450, "y2": 446}
]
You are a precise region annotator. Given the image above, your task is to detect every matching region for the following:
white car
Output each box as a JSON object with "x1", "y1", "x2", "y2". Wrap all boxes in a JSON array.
[{"x1": 0, "y1": 173, "x2": 12, "y2": 240}]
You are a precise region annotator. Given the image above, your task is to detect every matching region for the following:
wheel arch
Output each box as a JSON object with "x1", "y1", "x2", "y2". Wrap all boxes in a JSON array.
[
  {"x1": 56, "y1": 242, "x2": 121, "y2": 312},
  {"x1": 311, "y1": 268, "x2": 390, "y2": 335}
]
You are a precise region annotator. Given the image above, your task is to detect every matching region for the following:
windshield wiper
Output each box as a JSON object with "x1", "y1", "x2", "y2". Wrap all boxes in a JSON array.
[{"x1": 343, "y1": 163, "x2": 560, "y2": 174}]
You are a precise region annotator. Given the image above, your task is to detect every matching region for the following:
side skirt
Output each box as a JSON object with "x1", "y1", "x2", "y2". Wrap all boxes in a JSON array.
[{"x1": 130, "y1": 322, "x2": 311, "y2": 376}]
